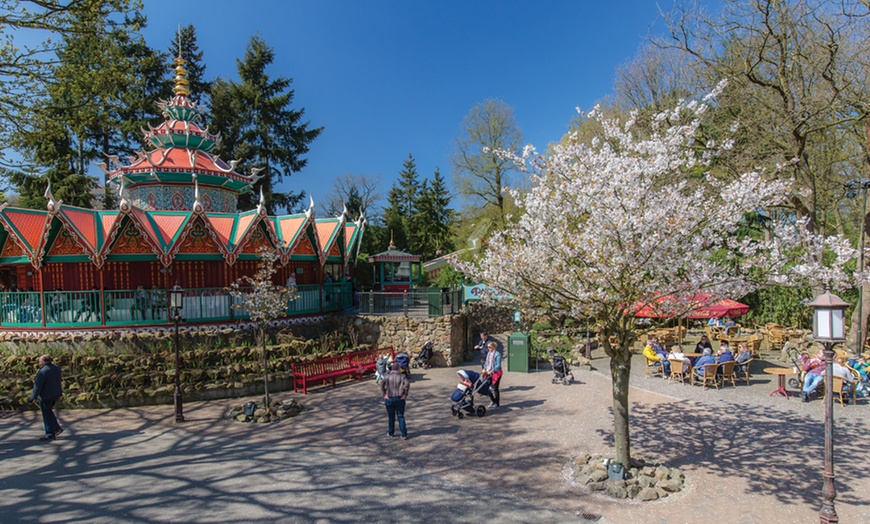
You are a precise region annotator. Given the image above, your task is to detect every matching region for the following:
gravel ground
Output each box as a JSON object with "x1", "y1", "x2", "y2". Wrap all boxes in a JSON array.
[{"x1": 2, "y1": 346, "x2": 868, "y2": 523}]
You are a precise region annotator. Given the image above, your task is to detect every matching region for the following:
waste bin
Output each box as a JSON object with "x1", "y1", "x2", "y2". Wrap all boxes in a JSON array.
[{"x1": 507, "y1": 332, "x2": 530, "y2": 373}]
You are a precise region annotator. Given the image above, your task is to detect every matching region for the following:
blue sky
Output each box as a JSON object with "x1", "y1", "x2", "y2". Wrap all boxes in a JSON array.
[{"x1": 139, "y1": 1, "x2": 671, "y2": 214}]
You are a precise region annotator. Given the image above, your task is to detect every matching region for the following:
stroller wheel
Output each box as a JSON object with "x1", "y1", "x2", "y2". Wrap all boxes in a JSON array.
[
  {"x1": 451, "y1": 406, "x2": 458, "y2": 416},
  {"x1": 788, "y1": 378, "x2": 800, "y2": 389},
  {"x1": 457, "y1": 411, "x2": 464, "y2": 419},
  {"x1": 412, "y1": 362, "x2": 418, "y2": 368},
  {"x1": 476, "y1": 406, "x2": 486, "y2": 417}
]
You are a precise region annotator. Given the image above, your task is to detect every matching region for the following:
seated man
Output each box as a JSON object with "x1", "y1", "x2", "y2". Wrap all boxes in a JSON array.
[
  {"x1": 801, "y1": 350, "x2": 826, "y2": 402},
  {"x1": 643, "y1": 339, "x2": 670, "y2": 375},
  {"x1": 693, "y1": 347, "x2": 717, "y2": 377},
  {"x1": 717, "y1": 341, "x2": 734, "y2": 363}
]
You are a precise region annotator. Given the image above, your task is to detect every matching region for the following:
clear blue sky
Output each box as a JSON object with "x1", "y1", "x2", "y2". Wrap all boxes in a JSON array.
[{"x1": 140, "y1": 1, "x2": 671, "y2": 214}]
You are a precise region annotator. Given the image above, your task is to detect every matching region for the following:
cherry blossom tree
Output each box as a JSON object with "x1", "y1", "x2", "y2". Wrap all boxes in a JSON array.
[
  {"x1": 456, "y1": 85, "x2": 858, "y2": 466},
  {"x1": 230, "y1": 246, "x2": 296, "y2": 406}
]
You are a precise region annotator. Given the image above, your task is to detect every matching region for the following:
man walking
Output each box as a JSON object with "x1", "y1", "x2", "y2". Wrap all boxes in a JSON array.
[
  {"x1": 380, "y1": 361, "x2": 409, "y2": 440},
  {"x1": 28, "y1": 354, "x2": 63, "y2": 441}
]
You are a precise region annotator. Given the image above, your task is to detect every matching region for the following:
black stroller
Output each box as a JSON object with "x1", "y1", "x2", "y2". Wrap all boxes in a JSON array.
[
  {"x1": 412, "y1": 341, "x2": 434, "y2": 369},
  {"x1": 549, "y1": 349, "x2": 574, "y2": 385},
  {"x1": 450, "y1": 369, "x2": 490, "y2": 419}
]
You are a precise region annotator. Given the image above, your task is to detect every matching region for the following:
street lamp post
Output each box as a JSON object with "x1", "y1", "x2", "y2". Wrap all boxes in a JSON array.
[
  {"x1": 170, "y1": 284, "x2": 185, "y2": 423},
  {"x1": 809, "y1": 291, "x2": 848, "y2": 524},
  {"x1": 843, "y1": 178, "x2": 870, "y2": 355}
]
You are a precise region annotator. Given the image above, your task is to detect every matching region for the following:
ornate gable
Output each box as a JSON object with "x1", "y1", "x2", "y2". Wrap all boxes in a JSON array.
[
  {"x1": 47, "y1": 227, "x2": 88, "y2": 257},
  {"x1": 109, "y1": 219, "x2": 158, "y2": 256},
  {"x1": 176, "y1": 218, "x2": 222, "y2": 254},
  {"x1": 1, "y1": 235, "x2": 25, "y2": 258}
]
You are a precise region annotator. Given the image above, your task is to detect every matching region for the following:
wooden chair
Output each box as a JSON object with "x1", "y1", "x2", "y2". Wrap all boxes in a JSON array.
[
  {"x1": 645, "y1": 356, "x2": 664, "y2": 378},
  {"x1": 692, "y1": 363, "x2": 721, "y2": 390},
  {"x1": 734, "y1": 358, "x2": 754, "y2": 385},
  {"x1": 719, "y1": 361, "x2": 737, "y2": 387},
  {"x1": 668, "y1": 359, "x2": 690, "y2": 384},
  {"x1": 831, "y1": 376, "x2": 857, "y2": 406},
  {"x1": 745, "y1": 336, "x2": 763, "y2": 358}
]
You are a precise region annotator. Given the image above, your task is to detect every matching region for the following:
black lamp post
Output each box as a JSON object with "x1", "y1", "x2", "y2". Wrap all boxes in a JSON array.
[
  {"x1": 809, "y1": 291, "x2": 848, "y2": 524},
  {"x1": 170, "y1": 284, "x2": 185, "y2": 423}
]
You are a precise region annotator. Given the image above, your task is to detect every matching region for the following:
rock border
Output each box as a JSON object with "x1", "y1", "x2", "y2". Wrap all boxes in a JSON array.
[
  {"x1": 224, "y1": 399, "x2": 304, "y2": 423},
  {"x1": 562, "y1": 454, "x2": 685, "y2": 501}
]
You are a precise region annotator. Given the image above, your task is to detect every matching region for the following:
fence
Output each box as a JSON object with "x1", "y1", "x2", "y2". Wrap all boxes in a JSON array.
[
  {"x1": 357, "y1": 287, "x2": 462, "y2": 318},
  {"x1": 0, "y1": 281, "x2": 354, "y2": 328}
]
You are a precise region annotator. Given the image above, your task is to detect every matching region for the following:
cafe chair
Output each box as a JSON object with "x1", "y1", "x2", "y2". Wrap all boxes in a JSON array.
[
  {"x1": 734, "y1": 358, "x2": 754, "y2": 385},
  {"x1": 645, "y1": 356, "x2": 665, "y2": 378},
  {"x1": 719, "y1": 361, "x2": 737, "y2": 387},
  {"x1": 692, "y1": 363, "x2": 721, "y2": 390},
  {"x1": 668, "y1": 359, "x2": 690, "y2": 384}
]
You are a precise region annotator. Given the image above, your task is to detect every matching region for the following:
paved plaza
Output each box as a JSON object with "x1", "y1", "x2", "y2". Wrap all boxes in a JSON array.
[{"x1": 3, "y1": 350, "x2": 870, "y2": 523}]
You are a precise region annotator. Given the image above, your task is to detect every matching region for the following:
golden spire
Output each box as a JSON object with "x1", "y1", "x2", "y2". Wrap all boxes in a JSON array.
[
  {"x1": 388, "y1": 230, "x2": 396, "y2": 249},
  {"x1": 173, "y1": 27, "x2": 190, "y2": 96}
]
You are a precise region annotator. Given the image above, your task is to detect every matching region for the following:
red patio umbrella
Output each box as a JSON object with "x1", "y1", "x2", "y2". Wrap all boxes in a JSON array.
[{"x1": 633, "y1": 293, "x2": 749, "y2": 319}]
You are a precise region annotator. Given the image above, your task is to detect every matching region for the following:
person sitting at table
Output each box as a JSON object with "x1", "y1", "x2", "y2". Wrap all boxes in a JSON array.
[
  {"x1": 695, "y1": 335, "x2": 713, "y2": 354},
  {"x1": 832, "y1": 357, "x2": 853, "y2": 381},
  {"x1": 707, "y1": 317, "x2": 723, "y2": 327},
  {"x1": 724, "y1": 317, "x2": 736, "y2": 328},
  {"x1": 717, "y1": 340, "x2": 734, "y2": 363},
  {"x1": 643, "y1": 339, "x2": 670, "y2": 375},
  {"x1": 649, "y1": 336, "x2": 668, "y2": 361},
  {"x1": 801, "y1": 350, "x2": 826, "y2": 402},
  {"x1": 734, "y1": 343, "x2": 752, "y2": 371},
  {"x1": 693, "y1": 347, "x2": 717, "y2": 377},
  {"x1": 668, "y1": 345, "x2": 691, "y2": 370},
  {"x1": 852, "y1": 356, "x2": 869, "y2": 382}
]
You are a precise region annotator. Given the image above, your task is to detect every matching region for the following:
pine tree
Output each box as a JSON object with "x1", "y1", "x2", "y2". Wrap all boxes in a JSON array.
[
  {"x1": 169, "y1": 25, "x2": 210, "y2": 107},
  {"x1": 397, "y1": 154, "x2": 420, "y2": 218},
  {"x1": 410, "y1": 167, "x2": 454, "y2": 260},
  {"x1": 9, "y1": 2, "x2": 163, "y2": 208},
  {"x1": 210, "y1": 36, "x2": 322, "y2": 214}
]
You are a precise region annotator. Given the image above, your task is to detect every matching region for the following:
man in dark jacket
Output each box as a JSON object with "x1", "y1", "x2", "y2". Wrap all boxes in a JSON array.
[
  {"x1": 28, "y1": 354, "x2": 63, "y2": 441},
  {"x1": 380, "y1": 362, "x2": 410, "y2": 439}
]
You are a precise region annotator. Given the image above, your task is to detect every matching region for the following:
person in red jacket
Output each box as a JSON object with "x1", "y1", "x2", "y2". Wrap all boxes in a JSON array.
[{"x1": 801, "y1": 350, "x2": 826, "y2": 402}]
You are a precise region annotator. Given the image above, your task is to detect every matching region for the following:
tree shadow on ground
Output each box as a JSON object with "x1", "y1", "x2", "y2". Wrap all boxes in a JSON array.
[{"x1": 596, "y1": 400, "x2": 869, "y2": 508}]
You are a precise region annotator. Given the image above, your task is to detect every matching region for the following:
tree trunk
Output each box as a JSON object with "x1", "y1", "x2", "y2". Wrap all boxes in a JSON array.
[
  {"x1": 261, "y1": 326, "x2": 270, "y2": 406},
  {"x1": 610, "y1": 345, "x2": 632, "y2": 466}
]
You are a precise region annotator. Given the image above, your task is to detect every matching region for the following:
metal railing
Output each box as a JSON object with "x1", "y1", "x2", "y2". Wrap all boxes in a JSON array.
[
  {"x1": 358, "y1": 287, "x2": 462, "y2": 318},
  {"x1": 0, "y1": 282, "x2": 356, "y2": 328}
]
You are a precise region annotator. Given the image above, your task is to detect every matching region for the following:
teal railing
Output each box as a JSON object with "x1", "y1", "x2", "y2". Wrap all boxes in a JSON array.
[{"x1": 0, "y1": 283, "x2": 355, "y2": 328}]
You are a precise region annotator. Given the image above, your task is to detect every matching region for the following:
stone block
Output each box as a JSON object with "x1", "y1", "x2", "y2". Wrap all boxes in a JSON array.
[{"x1": 638, "y1": 487, "x2": 659, "y2": 501}]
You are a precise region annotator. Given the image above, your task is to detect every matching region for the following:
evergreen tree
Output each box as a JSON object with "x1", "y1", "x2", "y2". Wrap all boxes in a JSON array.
[
  {"x1": 382, "y1": 184, "x2": 409, "y2": 250},
  {"x1": 397, "y1": 154, "x2": 420, "y2": 219},
  {"x1": 410, "y1": 167, "x2": 454, "y2": 260},
  {"x1": 9, "y1": 1, "x2": 162, "y2": 208},
  {"x1": 210, "y1": 36, "x2": 322, "y2": 214}
]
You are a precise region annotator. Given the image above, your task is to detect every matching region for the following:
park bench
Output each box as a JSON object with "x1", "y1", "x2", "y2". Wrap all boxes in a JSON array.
[{"x1": 291, "y1": 346, "x2": 395, "y2": 394}]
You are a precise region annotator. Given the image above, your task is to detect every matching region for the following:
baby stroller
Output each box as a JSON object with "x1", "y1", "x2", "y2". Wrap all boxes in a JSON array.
[
  {"x1": 549, "y1": 349, "x2": 574, "y2": 385},
  {"x1": 785, "y1": 347, "x2": 806, "y2": 390},
  {"x1": 412, "y1": 341, "x2": 434, "y2": 369},
  {"x1": 450, "y1": 370, "x2": 490, "y2": 419},
  {"x1": 394, "y1": 351, "x2": 411, "y2": 377}
]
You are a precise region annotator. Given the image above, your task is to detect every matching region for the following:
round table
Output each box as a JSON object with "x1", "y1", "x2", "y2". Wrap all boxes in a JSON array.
[{"x1": 764, "y1": 367, "x2": 799, "y2": 398}]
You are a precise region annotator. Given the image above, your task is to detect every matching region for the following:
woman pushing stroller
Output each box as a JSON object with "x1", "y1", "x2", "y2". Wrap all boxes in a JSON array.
[{"x1": 482, "y1": 341, "x2": 502, "y2": 409}]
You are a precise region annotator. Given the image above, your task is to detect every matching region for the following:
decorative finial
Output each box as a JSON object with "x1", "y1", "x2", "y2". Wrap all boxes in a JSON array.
[
  {"x1": 45, "y1": 179, "x2": 60, "y2": 213},
  {"x1": 118, "y1": 178, "x2": 130, "y2": 211},
  {"x1": 256, "y1": 187, "x2": 266, "y2": 216},
  {"x1": 389, "y1": 230, "x2": 396, "y2": 249},
  {"x1": 192, "y1": 174, "x2": 203, "y2": 214},
  {"x1": 305, "y1": 195, "x2": 315, "y2": 219}
]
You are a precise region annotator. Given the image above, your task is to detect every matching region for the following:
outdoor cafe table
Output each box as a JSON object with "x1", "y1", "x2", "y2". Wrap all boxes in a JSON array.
[{"x1": 764, "y1": 367, "x2": 799, "y2": 398}]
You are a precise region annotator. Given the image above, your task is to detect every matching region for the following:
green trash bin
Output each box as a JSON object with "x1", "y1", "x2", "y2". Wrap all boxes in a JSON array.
[{"x1": 507, "y1": 332, "x2": 531, "y2": 373}]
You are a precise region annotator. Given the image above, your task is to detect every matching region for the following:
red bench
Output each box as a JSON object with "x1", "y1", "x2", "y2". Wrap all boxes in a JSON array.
[{"x1": 291, "y1": 347, "x2": 395, "y2": 394}]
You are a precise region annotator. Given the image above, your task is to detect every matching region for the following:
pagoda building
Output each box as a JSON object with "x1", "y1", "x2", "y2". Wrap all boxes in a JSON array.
[{"x1": 0, "y1": 54, "x2": 364, "y2": 329}]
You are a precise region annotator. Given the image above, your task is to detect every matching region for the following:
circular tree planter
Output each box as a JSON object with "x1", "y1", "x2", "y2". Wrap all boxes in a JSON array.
[
  {"x1": 224, "y1": 399, "x2": 304, "y2": 423},
  {"x1": 562, "y1": 454, "x2": 685, "y2": 501}
]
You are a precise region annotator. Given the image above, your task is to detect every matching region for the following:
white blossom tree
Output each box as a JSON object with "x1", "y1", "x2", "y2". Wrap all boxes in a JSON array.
[
  {"x1": 456, "y1": 85, "x2": 858, "y2": 466},
  {"x1": 230, "y1": 246, "x2": 297, "y2": 406}
]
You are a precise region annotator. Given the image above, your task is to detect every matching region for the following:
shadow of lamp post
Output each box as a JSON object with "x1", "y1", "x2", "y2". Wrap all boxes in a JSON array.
[
  {"x1": 170, "y1": 284, "x2": 185, "y2": 423},
  {"x1": 809, "y1": 291, "x2": 848, "y2": 524}
]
